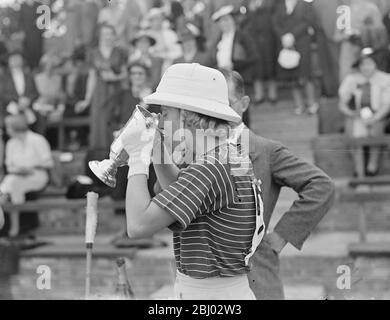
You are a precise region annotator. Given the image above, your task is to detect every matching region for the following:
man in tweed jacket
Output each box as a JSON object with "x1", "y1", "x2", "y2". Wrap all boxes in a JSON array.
[{"x1": 222, "y1": 69, "x2": 336, "y2": 300}]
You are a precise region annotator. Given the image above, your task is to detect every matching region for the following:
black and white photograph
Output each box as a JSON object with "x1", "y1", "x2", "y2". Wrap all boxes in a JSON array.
[{"x1": 0, "y1": 0, "x2": 390, "y2": 306}]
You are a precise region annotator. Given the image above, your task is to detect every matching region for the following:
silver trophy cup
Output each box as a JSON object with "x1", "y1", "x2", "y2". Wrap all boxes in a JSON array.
[{"x1": 88, "y1": 105, "x2": 159, "y2": 188}]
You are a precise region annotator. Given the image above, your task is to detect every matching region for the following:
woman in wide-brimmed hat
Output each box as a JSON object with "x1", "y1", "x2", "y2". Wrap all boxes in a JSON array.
[
  {"x1": 129, "y1": 31, "x2": 163, "y2": 90},
  {"x1": 122, "y1": 63, "x2": 265, "y2": 300},
  {"x1": 339, "y1": 48, "x2": 390, "y2": 176}
]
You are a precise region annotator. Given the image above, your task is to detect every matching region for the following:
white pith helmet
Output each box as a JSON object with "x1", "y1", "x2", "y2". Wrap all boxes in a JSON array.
[{"x1": 143, "y1": 63, "x2": 241, "y2": 123}]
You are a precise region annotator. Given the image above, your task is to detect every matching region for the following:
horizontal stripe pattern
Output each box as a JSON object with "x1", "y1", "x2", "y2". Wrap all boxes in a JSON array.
[{"x1": 152, "y1": 145, "x2": 257, "y2": 279}]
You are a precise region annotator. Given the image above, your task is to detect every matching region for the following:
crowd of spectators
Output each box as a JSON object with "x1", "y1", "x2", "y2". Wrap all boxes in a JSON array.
[{"x1": 1, "y1": 0, "x2": 390, "y2": 237}]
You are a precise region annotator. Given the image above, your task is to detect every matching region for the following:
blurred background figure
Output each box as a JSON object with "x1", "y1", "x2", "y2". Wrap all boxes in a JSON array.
[
  {"x1": 177, "y1": 0, "x2": 207, "y2": 36},
  {"x1": 129, "y1": 31, "x2": 163, "y2": 90},
  {"x1": 211, "y1": 5, "x2": 258, "y2": 128},
  {"x1": 242, "y1": 0, "x2": 279, "y2": 104},
  {"x1": 76, "y1": 23, "x2": 128, "y2": 150},
  {"x1": 174, "y1": 23, "x2": 211, "y2": 65},
  {"x1": 273, "y1": 0, "x2": 320, "y2": 116},
  {"x1": 62, "y1": 46, "x2": 90, "y2": 117},
  {"x1": 33, "y1": 54, "x2": 66, "y2": 138},
  {"x1": 0, "y1": 114, "x2": 53, "y2": 237},
  {"x1": 2, "y1": 50, "x2": 38, "y2": 125},
  {"x1": 339, "y1": 48, "x2": 390, "y2": 177},
  {"x1": 143, "y1": 8, "x2": 183, "y2": 72},
  {"x1": 113, "y1": 61, "x2": 153, "y2": 131},
  {"x1": 152, "y1": 0, "x2": 185, "y2": 32},
  {"x1": 334, "y1": 0, "x2": 388, "y2": 82}
]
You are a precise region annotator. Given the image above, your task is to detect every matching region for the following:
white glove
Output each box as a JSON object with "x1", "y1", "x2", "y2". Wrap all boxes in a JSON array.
[
  {"x1": 121, "y1": 111, "x2": 158, "y2": 178},
  {"x1": 281, "y1": 33, "x2": 295, "y2": 49}
]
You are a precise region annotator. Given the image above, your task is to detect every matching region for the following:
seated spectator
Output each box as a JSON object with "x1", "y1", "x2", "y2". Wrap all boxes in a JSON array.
[
  {"x1": 129, "y1": 31, "x2": 163, "y2": 90},
  {"x1": 33, "y1": 54, "x2": 66, "y2": 136},
  {"x1": 0, "y1": 115, "x2": 53, "y2": 236},
  {"x1": 143, "y1": 8, "x2": 183, "y2": 72},
  {"x1": 339, "y1": 48, "x2": 390, "y2": 176},
  {"x1": 2, "y1": 50, "x2": 38, "y2": 126},
  {"x1": 211, "y1": 5, "x2": 258, "y2": 127},
  {"x1": 174, "y1": 23, "x2": 211, "y2": 65}
]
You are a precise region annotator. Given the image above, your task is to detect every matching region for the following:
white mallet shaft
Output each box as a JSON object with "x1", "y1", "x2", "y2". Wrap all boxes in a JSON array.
[{"x1": 85, "y1": 192, "x2": 99, "y2": 299}]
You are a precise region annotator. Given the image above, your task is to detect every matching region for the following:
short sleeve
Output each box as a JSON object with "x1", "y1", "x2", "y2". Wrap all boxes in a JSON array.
[{"x1": 152, "y1": 162, "x2": 234, "y2": 232}]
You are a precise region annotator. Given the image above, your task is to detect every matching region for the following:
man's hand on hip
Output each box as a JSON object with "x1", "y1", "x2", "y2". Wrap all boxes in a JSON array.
[{"x1": 264, "y1": 232, "x2": 287, "y2": 254}]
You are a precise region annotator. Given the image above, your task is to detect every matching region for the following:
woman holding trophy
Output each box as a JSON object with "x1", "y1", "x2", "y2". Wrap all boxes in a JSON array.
[{"x1": 91, "y1": 63, "x2": 265, "y2": 300}]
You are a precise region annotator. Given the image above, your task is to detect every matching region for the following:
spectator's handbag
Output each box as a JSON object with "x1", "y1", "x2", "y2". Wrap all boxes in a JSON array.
[
  {"x1": 278, "y1": 48, "x2": 301, "y2": 70},
  {"x1": 352, "y1": 117, "x2": 368, "y2": 138}
]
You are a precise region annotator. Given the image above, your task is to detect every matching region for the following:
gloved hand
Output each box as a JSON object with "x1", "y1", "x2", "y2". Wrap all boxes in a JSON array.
[{"x1": 121, "y1": 110, "x2": 159, "y2": 178}]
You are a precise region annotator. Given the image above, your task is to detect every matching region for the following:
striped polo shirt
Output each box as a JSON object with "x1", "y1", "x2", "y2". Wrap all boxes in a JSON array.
[{"x1": 152, "y1": 144, "x2": 258, "y2": 279}]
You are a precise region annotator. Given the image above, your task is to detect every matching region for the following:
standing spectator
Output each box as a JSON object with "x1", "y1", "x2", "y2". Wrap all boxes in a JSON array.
[
  {"x1": 98, "y1": 0, "x2": 143, "y2": 48},
  {"x1": 335, "y1": 0, "x2": 388, "y2": 82},
  {"x1": 2, "y1": 50, "x2": 38, "y2": 125},
  {"x1": 129, "y1": 31, "x2": 163, "y2": 90},
  {"x1": 0, "y1": 114, "x2": 53, "y2": 237},
  {"x1": 242, "y1": 0, "x2": 279, "y2": 104},
  {"x1": 17, "y1": 0, "x2": 44, "y2": 71},
  {"x1": 174, "y1": 24, "x2": 211, "y2": 66},
  {"x1": 339, "y1": 48, "x2": 390, "y2": 177},
  {"x1": 144, "y1": 8, "x2": 183, "y2": 72},
  {"x1": 76, "y1": 24, "x2": 128, "y2": 150},
  {"x1": 33, "y1": 54, "x2": 66, "y2": 138},
  {"x1": 211, "y1": 5, "x2": 258, "y2": 127},
  {"x1": 273, "y1": 0, "x2": 320, "y2": 115}
]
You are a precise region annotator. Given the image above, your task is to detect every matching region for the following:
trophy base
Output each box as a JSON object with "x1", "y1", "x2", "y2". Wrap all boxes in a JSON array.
[{"x1": 88, "y1": 161, "x2": 117, "y2": 188}]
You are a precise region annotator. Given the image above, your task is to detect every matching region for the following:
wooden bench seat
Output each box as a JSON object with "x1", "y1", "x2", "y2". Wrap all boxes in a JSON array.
[
  {"x1": 312, "y1": 134, "x2": 390, "y2": 178},
  {"x1": 3, "y1": 197, "x2": 125, "y2": 212},
  {"x1": 3, "y1": 197, "x2": 125, "y2": 237},
  {"x1": 348, "y1": 175, "x2": 390, "y2": 188}
]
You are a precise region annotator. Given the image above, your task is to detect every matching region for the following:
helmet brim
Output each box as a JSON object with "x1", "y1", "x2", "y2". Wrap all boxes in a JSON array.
[{"x1": 144, "y1": 92, "x2": 241, "y2": 123}]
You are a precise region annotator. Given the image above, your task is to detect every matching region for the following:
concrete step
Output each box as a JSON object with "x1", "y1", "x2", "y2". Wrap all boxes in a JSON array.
[{"x1": 149, "y1": 283, "x2": 326, "y2": 300}]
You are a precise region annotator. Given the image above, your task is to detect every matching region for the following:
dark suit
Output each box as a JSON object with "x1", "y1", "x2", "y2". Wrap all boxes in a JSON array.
[
  {"x1": 273, "y1": 0, "x2": 316, "y2": 81},
  {"x1": 1, "y1": 67, "x2": 38, "y2": 107},
  {"x1": 246, "y1": 131, "x2": 335, "y2": 300},
  {"x1": 211, "y1": 29, "x2": 258, "y2": 128},
  {"x1": 0, "y1": 67, "x2": 38, "y2": 129}
]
